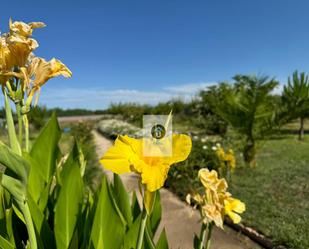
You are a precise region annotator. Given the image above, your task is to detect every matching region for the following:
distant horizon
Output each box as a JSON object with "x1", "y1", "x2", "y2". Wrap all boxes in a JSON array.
[{"x1": 0, "y1": 76, "x2": 285, "y2": 110}]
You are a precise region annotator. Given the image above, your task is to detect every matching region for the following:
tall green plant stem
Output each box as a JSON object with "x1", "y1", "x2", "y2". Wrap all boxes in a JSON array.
[
  {"x1": 198, "y1": 223, "x2": 207, "y2": 249},
  {"x1": 136, "y1": 208, "x2": 147, "y2": 249},
  {"x1": 205, "y1": 223, "x2": 213, "y2": 249},
  {"x1": 15, "y1": 102, "x2": 23, "y2": 146},
  {"x1": 23, "y1": 114, "x2": 30, "y2": 152},
  {"x1": 4, "y1": 91, "x2": 21, "y2": 155},
  {"x1": 17, "y1": 200, "x2": 37, "y2": 249}
]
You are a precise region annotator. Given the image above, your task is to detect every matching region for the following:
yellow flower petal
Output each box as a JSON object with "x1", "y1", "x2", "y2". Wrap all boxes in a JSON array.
[
  {"x1": 226, "y1": 211, "x2": 242, "y2": 224},
  {"x1": 31, "y1": 57, "x2": 72, "y2": 87},
  {"x1": 100, "y1": 135, "x2": 139, "y2": 174},
  {"x1": 224, "y1": 197, "x2": 245, "y2": 224},
  {"x1": 140, "y1": 162, "x2": 169, "y2": 192},
  {"x1": 228, "y1": 198, "x2": 246, "y2": 213},
  {"x1": 170, "y1": 134, "x2": 192, "y2": 164}
]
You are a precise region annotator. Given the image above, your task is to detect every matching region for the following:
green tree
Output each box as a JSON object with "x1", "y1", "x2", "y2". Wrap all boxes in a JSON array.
[
  {"x1": 282, "y1": 71, "x2": 309, "y2": 140},
  {"x1": 207, "y1": 75, "x2": 278, "y2": 166}
]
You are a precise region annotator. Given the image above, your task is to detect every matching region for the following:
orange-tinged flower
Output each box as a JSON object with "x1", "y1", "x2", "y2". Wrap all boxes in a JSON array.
[
  {"x1": 198, "y1": 168, "x2": 228, "y2": 194},
  {"x1": 9, "y1": 19, "x2": 46, "y2": 37},
  {"x1": 29, "y1": 57, "x2": 72, "y2": 88},
  {"x1": 0, "y1": 19, "x2": 44, "y2": 85},
  {"x1": 187, "y1": 168, "x2": 245, "y2": 228},
  {"x1": 7, "y1": 35, "x2": 38, "y2": 67}
]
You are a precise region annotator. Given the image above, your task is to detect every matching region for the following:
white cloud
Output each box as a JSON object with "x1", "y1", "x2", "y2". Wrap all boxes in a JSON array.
[
  {"x1": 271, "y1": 83, "x2": 285, "y2": 95},
  {"x1": 164, "y1": 82, "x2": 215, "y2": 94},
  {"x1": 0, "y1": 81, "x2": 286, "y2": 110},
  {"x1": 34, "y1": 82, "x2": 215, "y2": 109},
  {"x1": 39, "y1": 88, "x2": 174, "y2": 109}
]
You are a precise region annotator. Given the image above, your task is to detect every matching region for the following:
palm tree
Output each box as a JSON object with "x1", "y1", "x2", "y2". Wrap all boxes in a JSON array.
[
  {"x1": 206, "y1": 75, "x2": 278, "y2": 166},
  {"x1": 282, "y1": 71, "x2": 309, "y2": 140}
]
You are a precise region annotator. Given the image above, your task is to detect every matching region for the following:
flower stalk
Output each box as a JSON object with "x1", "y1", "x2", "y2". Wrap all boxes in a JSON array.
[
  {"x1": 205, "y1": 223, "x2": 213, "y2": 249},
  {"x1": 23, "y1": 114, "x2": 30, "y2": 152},
  {"x1": 16, "y1": 101, "x2": 23, "y2": 146},
  {"x1": 198, "y1": 223, "x2": 208, "y2": 249},
  {"x1": 136, "y1": 208, "x2": 148, "y2": 249}
]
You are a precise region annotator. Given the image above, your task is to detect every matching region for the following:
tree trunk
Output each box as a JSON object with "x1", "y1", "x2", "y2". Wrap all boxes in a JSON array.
[
  {"x1": 299, "y1": 117, "x2": 305, "y2": 140},
  {"x1": 243, "y1": 138, "x2": 257, "y2": 167}
]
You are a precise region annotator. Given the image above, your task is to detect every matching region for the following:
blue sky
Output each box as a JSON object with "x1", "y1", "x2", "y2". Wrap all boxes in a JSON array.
[{"x1": 1, "y1": 0, "x2": 309, "y2": 109}]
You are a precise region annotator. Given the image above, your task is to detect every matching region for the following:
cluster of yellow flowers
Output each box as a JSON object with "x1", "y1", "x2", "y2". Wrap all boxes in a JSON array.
[
  {"x1": 215, "y1": 145, "x2": 236, "y2": 172},
  {"x1": 187, "y1": 168, "x2": 245, "y2": 229},
  {"x1": 0, "y1": 19, "x2": 72, "y2": 110}
]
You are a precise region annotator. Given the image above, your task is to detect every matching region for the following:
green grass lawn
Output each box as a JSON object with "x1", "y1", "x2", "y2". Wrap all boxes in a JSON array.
[{"x1": 229, "y1": 135, "x2": 309, "y2": 249}]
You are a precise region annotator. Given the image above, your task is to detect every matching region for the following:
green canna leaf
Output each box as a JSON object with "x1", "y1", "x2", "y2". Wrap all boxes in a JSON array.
[
  {"x1": 90, "y1": 176, "x2": 125, "y2": 249},
  {"x1": 123, "y1": 213, "x2": 142, "y2": 249},
  {"x1": 0, "y1": 142, "x2": 29, "y2": 188},
  {"x1": 30, "y1": 112, "x2": 61, "y2": 182},
  {"x1": 4, "y1": 92, "x2": 21, "y2": 155},
  {"x1": 27, "y1": 194, "x2": 55, "y2": 249},
  {"x1": 131, "y1": 191, "x2": 141, "y2": 221},
  {"x1": 113, "y1": 173, "x2": 133, "y2": 227},
  {"x1": 54, "y1": 153, "x2": 84, "y2": 249},
  {"x1": 149, "y1": 191, "x2": 162, "y2": 234},
  {"x1": 0, "y1": 235, "x2": 14, "y2": 249},
  {"x1": 155, "y1": 229, "x2": 169, "y2": 249},
  {"x1": 23, "y1": 153, "x2": 46, "y2": 204}
]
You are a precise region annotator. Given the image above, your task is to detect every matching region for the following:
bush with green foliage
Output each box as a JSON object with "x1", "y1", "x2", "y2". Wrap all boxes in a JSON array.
[
  {"x1": 282, "y1": 71, "x2": 309, "y2": 140},
  {"x1": 204, "y1": 75, "x2": 279, "y2": 166}
]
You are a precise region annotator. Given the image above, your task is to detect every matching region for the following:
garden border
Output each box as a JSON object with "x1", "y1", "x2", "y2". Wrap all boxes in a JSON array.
[{"x1": 225, "y1": 218, "x2": 288, "y2": 249}]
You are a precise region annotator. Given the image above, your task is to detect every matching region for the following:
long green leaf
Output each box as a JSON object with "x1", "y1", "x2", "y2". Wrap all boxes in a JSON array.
[
  {"x1": 149, "y1": 191, "x2": 161, "y2": 234},
  {"x1": 90, "y1": 176, "x2": 125, "y2": 249},
  {"x1": 123, "y1": 213, "x2": 141, "y2": 249},
  {"x1": 30, "y1": 112, "x2": 61, "y2": 182},
  {"x1": 27, "y1": 194, "x2": 55, "y2": 249},
  {"x1": 0, "y1": 142, "x2": 29, "y2": 187},
  {"x1": 155, "y1": 229, "x2": 169, "y2": 249},
  {"x1": 113, "y1": 173, "x2": 132, "y2": 226},
  {"x1": 24, "y1": 153, "x2": 46, "y2": 203},
  {"x1": 54, "y1": 155, "x2": 84, "y2": 249},
  {"x1": 0, "y1": 235, "x2": 14, "y2": 249},
  {"x1": 4, "y1": 92, "x2": 21, "y2": 155}
]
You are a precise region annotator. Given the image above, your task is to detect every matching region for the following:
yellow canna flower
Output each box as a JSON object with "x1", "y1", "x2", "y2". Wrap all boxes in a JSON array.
[
  {"x1": 101, "y1": 134, "x2": 191, "y2": 192},
  {"x1": 0, "y1": 37, "x2": 13, "y2": 85},
  {"x1": 29, "y1": 57, "x2": 72, "y2": 88},
  {"x1": 224, "y1": 197, "x2": 245, "y2": 224},
  {"x1": 201, "y1": 203, "x2": 224, "y2": 228},
  {"x1": 216, "y1": 147, "x2": 225, "y2": 161},
  {"x1": 188, "y1": 168, "x2": 245, "y2": 228},
  {"x1": 101, "y1": 134, "x2": 191, "y2": 214},
  {"x1": 224, "y1": 149, "x2": 236, "y2": 171},
  {"x1": 0, "y1": 19, "x2": 44, "y2": 85},
  {"x1": 6, "y1": 34, "x2": 38, "y2": 67},
  {"x1": 215, "y1": 146, "x2": 236, "y2": 172},
  {"x1": 9, "y1": 19, "x2": 46, "y2": 37},
  {"x1": 198, "y1": 168, "x2": 228, "y2": 194},
  {"x1": 0, "y1": 19, "x2": 71, "y2": 107}
]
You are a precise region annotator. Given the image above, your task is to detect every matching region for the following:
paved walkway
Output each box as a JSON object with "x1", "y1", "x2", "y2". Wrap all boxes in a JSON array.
[{"x1": 92, "y1": 130, "x2": 262, "y2": 249}]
